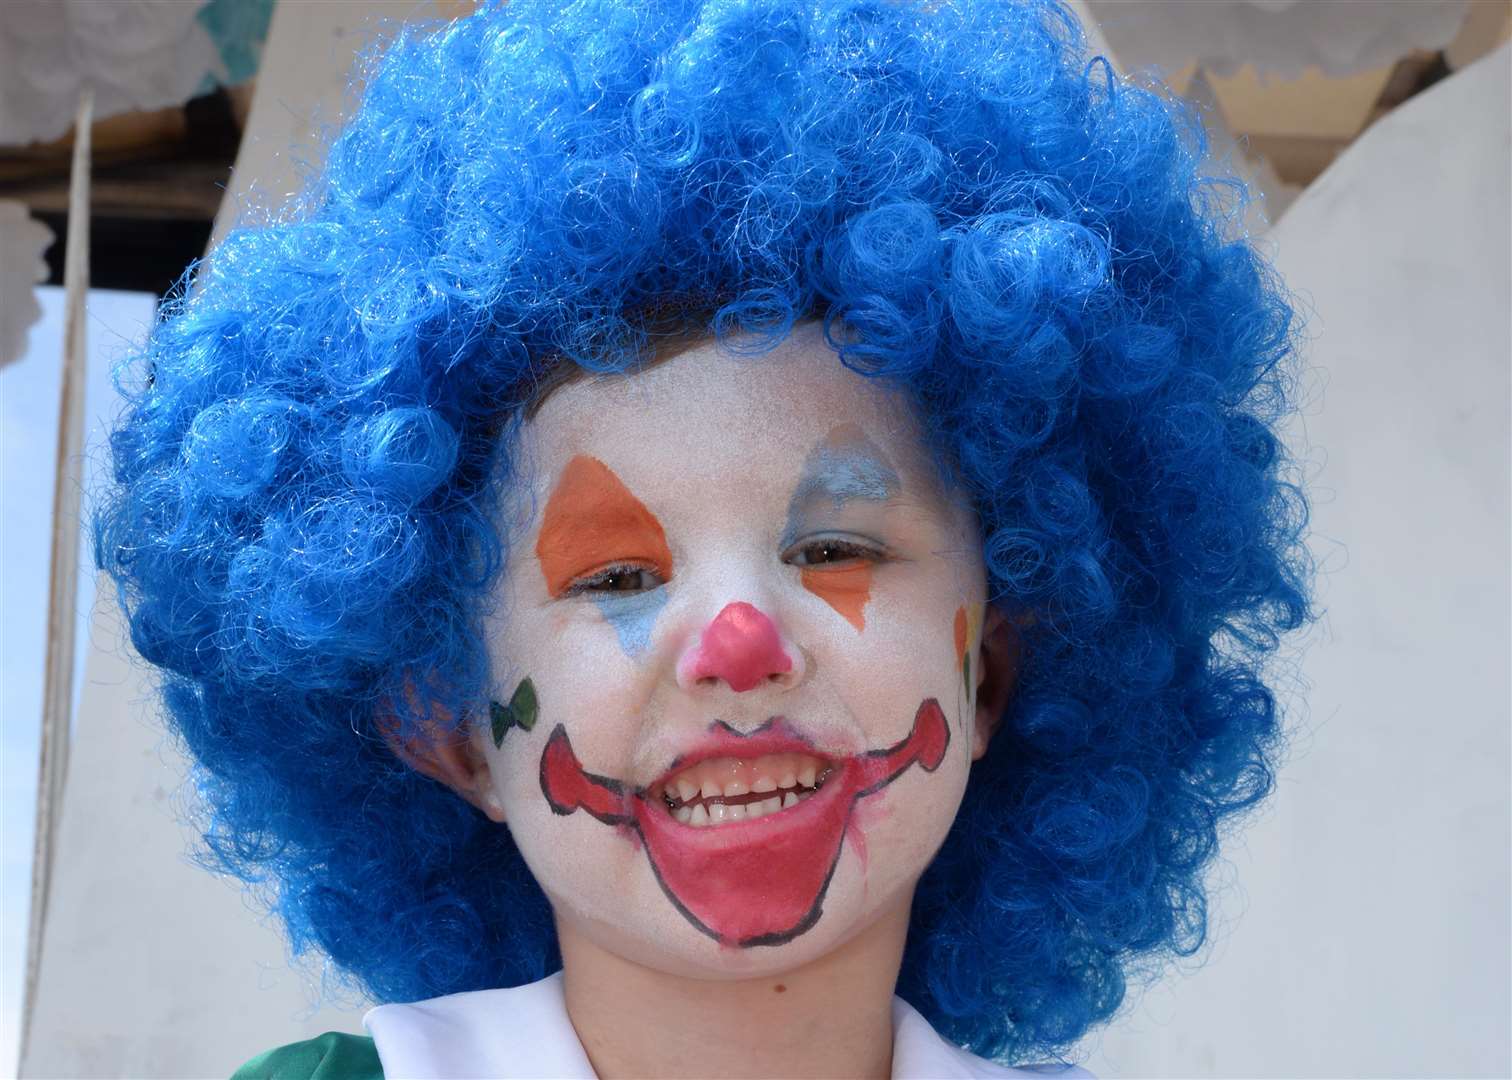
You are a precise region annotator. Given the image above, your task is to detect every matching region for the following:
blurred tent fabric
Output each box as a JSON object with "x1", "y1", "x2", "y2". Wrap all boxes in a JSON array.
[
  {"x1": 0, "y1": 202, "x2": 52, "y2": 368},
  {"x1": 0, "y1": 0, "x2": 273, "y2": 146},
  {"x1": 1084, "y1": 0, "x2": 1474, "y2": 79},
  {"x1": 0, "y1": 0, "x2": 272, "y2": 362},
  {"x1": 1083, "y1": 40, "x2": 1512, "y2": 1079}
]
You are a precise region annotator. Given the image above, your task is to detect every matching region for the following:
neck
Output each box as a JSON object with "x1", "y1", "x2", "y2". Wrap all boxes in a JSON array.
[{"x1": 558, "y1": 898, "x2": 912, "y2": 1080}]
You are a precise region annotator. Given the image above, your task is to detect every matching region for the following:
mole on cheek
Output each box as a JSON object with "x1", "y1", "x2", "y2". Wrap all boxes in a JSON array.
[{"x1": 536, "y1": 454, "x2": 673, "y2": 598}]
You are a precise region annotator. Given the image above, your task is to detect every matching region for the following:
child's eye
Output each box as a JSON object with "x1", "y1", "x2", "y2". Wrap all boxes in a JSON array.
[
  {"x1": 564, "y1": 564, "x2": 664, "y2": 596},
  {"x1": 787, "y1": 538, "x2": 883, "y2": 567}
]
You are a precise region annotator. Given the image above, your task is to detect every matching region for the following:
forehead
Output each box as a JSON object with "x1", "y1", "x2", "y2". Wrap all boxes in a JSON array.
[{"x1": 520, "y1": 323, "x2": 949, "y2": 514}]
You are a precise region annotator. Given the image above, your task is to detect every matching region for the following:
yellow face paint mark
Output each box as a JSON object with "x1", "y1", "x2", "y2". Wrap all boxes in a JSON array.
[{"x1": 954, "y1": 603, "x2": 985, "y2": 694}]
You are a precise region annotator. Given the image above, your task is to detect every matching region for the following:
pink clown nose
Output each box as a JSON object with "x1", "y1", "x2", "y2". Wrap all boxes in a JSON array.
[{"x1": 678, "y1": 601, "x2": 794, "y2": 692}]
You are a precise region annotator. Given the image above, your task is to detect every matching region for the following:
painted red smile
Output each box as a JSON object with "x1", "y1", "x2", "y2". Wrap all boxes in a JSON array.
[{"x1": 539, "y1": 699, "x2": 949, "y2": 946}]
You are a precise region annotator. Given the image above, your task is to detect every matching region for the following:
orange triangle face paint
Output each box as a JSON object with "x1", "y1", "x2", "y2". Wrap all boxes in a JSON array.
[
  {"x1": 800, "y1": 564, "x2": 872, "y2": 631},
  {"x1": 535, "y1": 454, "x2": 674, "y2": 598},
  {"x1": 784, "y1": 424, "x2": 901, "y2": 632}
]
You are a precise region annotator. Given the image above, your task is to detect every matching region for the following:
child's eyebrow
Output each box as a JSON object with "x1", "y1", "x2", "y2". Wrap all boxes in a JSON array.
[
  {"x1": 779, "y1": 424, "x2": 905, "y2": 548},
  {"x1": 787, "y1": 447, "x2": 901, "y2": 510}
]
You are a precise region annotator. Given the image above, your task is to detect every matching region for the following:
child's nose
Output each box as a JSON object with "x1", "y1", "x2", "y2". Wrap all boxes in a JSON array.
[{"x1": 676, "y1": 601, "x2": 804, "y2": 693}]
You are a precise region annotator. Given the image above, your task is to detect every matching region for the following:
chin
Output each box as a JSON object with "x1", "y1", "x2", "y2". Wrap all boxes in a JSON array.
[{"x1": 547, "y1": 841, "x2": 919, "y2": 983}]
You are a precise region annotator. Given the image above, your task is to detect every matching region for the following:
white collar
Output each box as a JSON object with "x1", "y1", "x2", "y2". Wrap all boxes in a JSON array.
[{"x1": 364, "y1": 972, "x2": 1093, "y2": 1079}]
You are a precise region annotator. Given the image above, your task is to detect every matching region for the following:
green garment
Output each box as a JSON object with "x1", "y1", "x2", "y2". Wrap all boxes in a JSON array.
[{"x1": 231, "y1": 1032, "x2": 383, "y2": 1080}]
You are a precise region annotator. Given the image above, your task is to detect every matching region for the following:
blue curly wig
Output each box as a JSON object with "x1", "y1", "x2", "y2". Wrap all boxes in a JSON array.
[{"x1": 94, "y1": 0, "x2": 1312, "y2": 1064}]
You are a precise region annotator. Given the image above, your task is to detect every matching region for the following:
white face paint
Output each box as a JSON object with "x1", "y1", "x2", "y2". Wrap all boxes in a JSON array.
[{"x1": 478, "y1": 321, "x2": 991, "y2": 979}]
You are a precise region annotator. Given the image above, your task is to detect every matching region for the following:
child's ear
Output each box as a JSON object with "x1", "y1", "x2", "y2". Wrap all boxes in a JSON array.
[
  {"x1": 972, "y1": 604, "x2": 1024, "y2": 762},
  {"x1": 377, "y1": 685, "x2": 507, "y2": 823}
]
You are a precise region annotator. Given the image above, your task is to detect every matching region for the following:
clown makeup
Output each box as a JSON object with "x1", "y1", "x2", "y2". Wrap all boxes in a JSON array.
[
  {"x1": 783, "y1": 423, "x2": 902, "y2": 632},
  {"x1": 476, "y1": 321, "x2": 997, "y2": 979},
  {"x1": 535, "y1": 454, "x2": 675, "y2": 658},
  {"x1": 489, "y1": 676, "x2": 539, "y2": 747}
]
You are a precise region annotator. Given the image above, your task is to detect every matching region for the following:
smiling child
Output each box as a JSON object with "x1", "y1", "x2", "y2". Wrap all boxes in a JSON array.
[{"x1": 94, "y1": 1, "x2": 1312, "y2": 1077}]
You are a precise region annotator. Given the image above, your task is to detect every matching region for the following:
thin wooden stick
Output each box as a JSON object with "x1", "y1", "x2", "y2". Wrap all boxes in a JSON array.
[{"x1": 21, "y1": 84, "x2": 93, "y2": 1074}]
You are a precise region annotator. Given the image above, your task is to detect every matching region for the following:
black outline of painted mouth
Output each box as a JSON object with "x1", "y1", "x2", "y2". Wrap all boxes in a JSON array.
[{"x1": 539, "y1": 699, "x2": 949, "y2": 947}]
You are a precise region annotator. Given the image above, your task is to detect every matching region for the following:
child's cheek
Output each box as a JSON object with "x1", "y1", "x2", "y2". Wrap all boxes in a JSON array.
[
  {"x1": 485, "y1": 608, "x2": 626, "y2": 793},
  {"x1": 829, "y1": 572, "x2": 971, "y2": 721},
  {"x1": 583, "y1": 590, "x2": 668, "y2": 660}
]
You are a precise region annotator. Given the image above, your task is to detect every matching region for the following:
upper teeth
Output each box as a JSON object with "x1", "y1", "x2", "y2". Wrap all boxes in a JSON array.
[
  {"x1": 674, "y1": 790, "x2": 804, "y2": 826},
  {"x1": 661, "y1": 751, "x2": 830, "y2": 828}
]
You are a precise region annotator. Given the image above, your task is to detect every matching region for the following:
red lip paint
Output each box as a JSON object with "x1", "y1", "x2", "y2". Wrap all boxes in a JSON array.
[{"x1": 539, "y1": 699, "x2": 949, "y2": 947}]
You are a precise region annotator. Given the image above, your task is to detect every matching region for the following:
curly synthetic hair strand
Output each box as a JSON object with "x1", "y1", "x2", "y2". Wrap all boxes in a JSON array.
[{"x1": 95, "y1": 0, "x2": 1312, "y2": 1064}]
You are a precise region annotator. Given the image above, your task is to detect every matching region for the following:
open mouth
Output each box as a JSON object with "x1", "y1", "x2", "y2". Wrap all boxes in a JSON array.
[
  {"x1": 540, "y1": 700, "x2": 949, "y2": 947},
  {"x1": 655, "y1": 752, "x2": 835, "y2": 826}
]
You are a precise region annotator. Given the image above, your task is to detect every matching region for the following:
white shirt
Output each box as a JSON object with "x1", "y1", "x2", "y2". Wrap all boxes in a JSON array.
[{"x1": 365, "y1": 972, "x2": 1094, "y2": 1079}]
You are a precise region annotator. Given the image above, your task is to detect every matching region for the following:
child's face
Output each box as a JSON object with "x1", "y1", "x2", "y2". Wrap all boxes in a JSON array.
[{"x1": 475, "y1": 322, "x2": 994, "y2": 978}]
